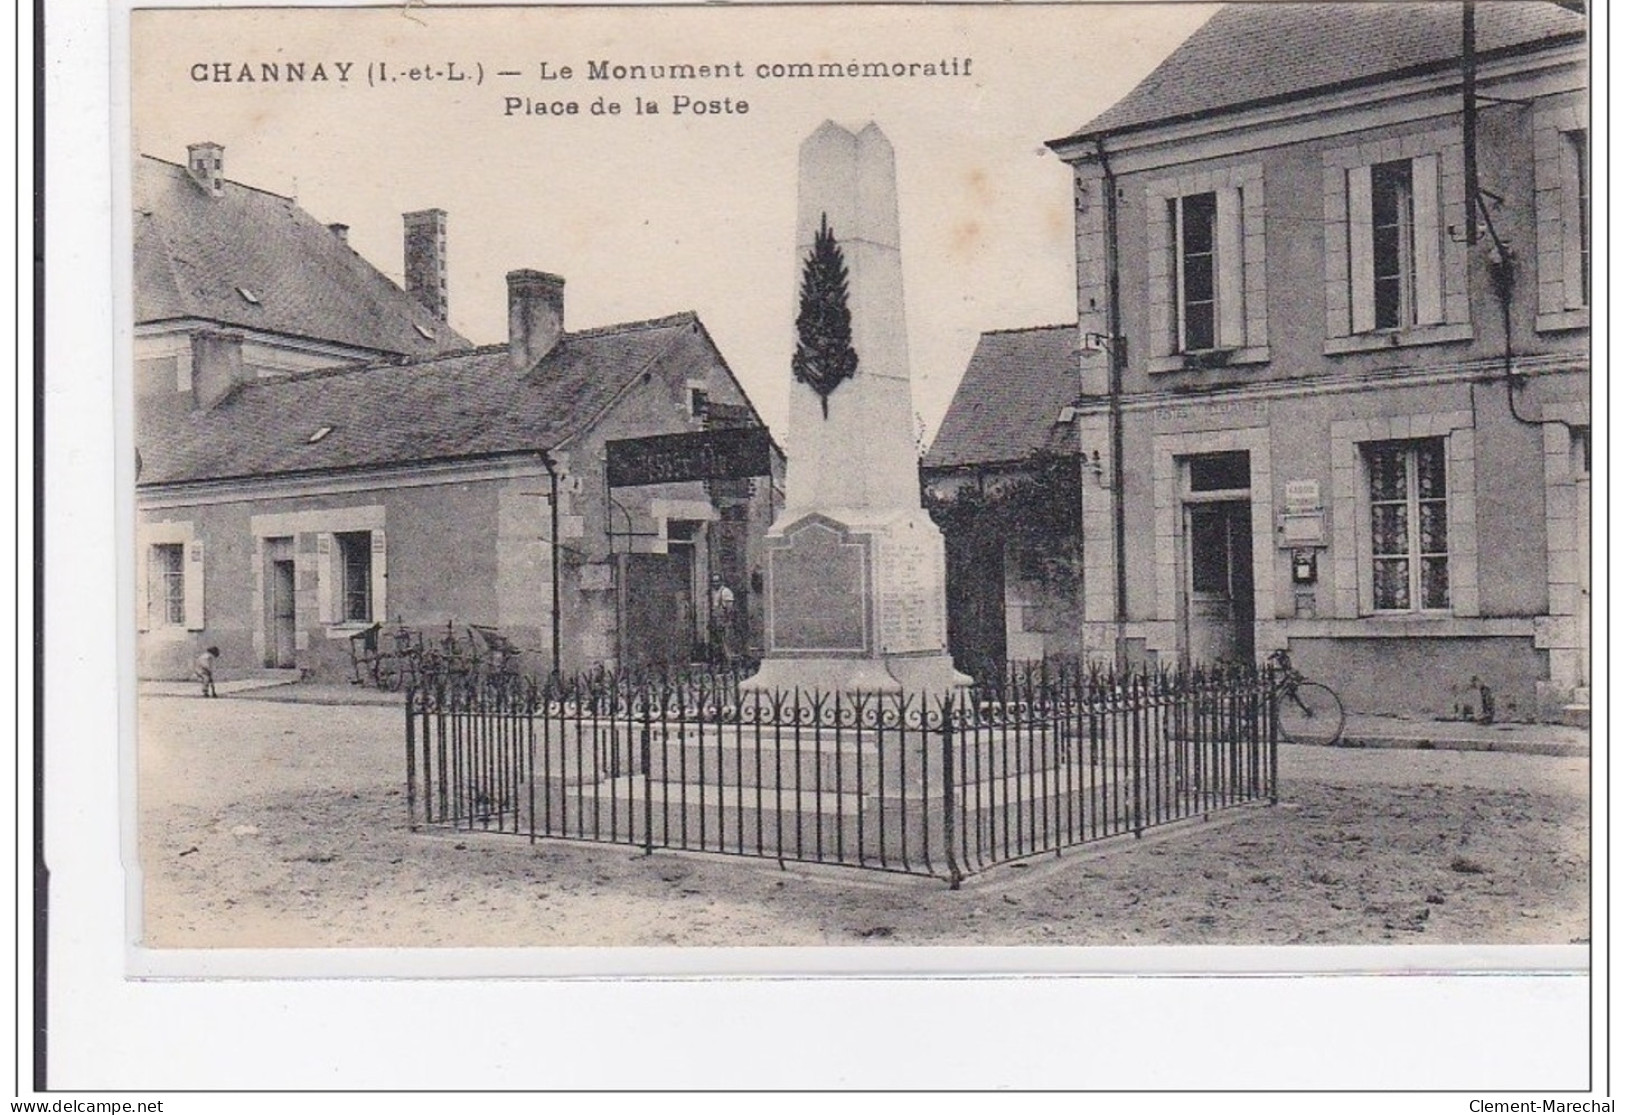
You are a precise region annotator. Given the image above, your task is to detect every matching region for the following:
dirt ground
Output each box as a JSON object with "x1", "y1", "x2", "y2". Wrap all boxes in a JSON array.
[{"x1": 137, "y1": 694, "x2": 1590, "y2": 948}]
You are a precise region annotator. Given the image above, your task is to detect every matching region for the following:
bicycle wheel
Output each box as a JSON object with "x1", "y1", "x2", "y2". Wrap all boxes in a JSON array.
[
  {"x1": 1275, "y1": 681, "x2": 1345, "y2": 746},
  {"x1": 377, "y1": 657, "x2": 404, "y2": 692}
]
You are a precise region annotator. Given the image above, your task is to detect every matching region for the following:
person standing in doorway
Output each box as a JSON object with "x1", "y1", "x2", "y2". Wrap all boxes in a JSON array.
[{"x1": 709, "y1": 574, "x2": 738, "y2": 666}]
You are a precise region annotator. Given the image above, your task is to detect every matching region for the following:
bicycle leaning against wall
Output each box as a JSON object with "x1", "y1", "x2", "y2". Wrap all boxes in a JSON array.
[{"x1": 1266, "y1": 647, "x2": 1346, "y2": 746}]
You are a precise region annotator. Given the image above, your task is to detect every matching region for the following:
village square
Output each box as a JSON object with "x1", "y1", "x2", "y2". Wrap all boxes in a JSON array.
[{"x1": 130, "y1": 2, "x2": 1591, "y2": 949}]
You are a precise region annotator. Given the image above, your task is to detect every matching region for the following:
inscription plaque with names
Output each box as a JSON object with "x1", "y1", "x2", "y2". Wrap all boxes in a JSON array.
[
  {"x1": 877, "y1": 526, "x2": 945, "y2": 653},
  {"x1": 767, "y1": 522, "x2": 869, "y2": 653}
]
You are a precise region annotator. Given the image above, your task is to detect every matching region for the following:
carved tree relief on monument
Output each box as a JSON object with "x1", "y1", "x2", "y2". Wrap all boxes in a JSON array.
[{"x1": 791, "y1": 212, "x2": 860, "y2": 418}]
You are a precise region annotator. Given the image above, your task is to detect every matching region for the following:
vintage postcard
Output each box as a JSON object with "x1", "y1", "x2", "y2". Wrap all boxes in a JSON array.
[
  {"x1": 21, "y1": 0, "x2": 1599, "y2": 1094},
  {"x1": 118, "y1": 0, "x2": 1591, "y2": 982}
]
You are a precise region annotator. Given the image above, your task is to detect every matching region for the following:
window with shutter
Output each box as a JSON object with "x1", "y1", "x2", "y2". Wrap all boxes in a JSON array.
[
  {"x1": 336, "y1": 531, "x2": 373, "y2": 623},
  {"x1": 149, "y1": 543, "x2": 185, "y2": 627},
  {"x1": 1324, "y1": 132, "x2": 1465, "y2": 352},
  {"x1": 1172, "y1": 192, "x2": 1217, "y2": 352},
  {"x1": 1535, "y1": 111, "x2": 1589, "y2": 330},
  {"x1": 369, "y1": 529, "x2": 387, "y2": 622},
  {"x1": 1169, "y1": 189, "x2": 1248, "y2": 354},
  {"x1": 1351, "y1": 158, "x2": 1442, "y2": 333},
  {"x1": 1146, "y1": 167, "x2": 1267, "y2": 373},
  {"x1": 316, "y1": 533, "x2": 334, "y2": 624},
  {"x1": 183, "y1": 539, "x2": 206, "y2": 630}
]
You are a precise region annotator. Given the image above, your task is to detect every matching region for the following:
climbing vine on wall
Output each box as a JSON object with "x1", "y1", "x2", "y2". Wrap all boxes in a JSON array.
[{"x1": 924, "y1": 450, "x2": 1084, "y2": 589}]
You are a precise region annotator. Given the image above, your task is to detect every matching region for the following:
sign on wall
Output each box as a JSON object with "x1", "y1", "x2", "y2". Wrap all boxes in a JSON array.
[{"x1": 606, "y1": 426, "x2": 773, "y2": 489}]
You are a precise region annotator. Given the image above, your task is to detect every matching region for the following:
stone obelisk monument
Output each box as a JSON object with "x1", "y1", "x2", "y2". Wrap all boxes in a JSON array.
[{"x1": 744, "y1": 121, "x2": 969, "y2": 694}]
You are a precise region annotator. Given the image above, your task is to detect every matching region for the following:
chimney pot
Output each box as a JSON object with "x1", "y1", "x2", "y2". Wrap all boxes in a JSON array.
[
  {"x1": 403, "y1": 208, "x2": 449, "y2": 322},
  {"x1": 507, "y1": 270, "x2": 566, "y2": 371},
  {"x1": 186, "y1": 141, "x2": 224, "y2": 197}
]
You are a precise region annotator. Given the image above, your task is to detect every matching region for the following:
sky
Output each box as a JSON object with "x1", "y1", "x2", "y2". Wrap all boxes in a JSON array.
[{"x1": 130, "y1": 2, "x2": 1217, "y2": 445}]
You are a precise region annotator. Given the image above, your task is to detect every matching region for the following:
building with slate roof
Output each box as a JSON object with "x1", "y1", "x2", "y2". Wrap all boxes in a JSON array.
[
  {"x1": 932, "y1": 2, "x2": 1589, "y2": 721},
  {"x1": 922, "y1": 325, "x2": 1084, "y2": 669},
  {"x1": 135, "y1": 144, "x2": 471, "y2": 415},
  {"x1": 135, "y1": 146, "x2": 780, "y2": 681}
]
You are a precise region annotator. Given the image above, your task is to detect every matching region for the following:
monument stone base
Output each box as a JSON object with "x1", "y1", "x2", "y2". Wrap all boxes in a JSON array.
[
  {"x1": 741, "y1": 506, "x2": 971, "y2": 696},
  {"x1": 741, "y1": 650, "x2": 969, "y2": 696}
]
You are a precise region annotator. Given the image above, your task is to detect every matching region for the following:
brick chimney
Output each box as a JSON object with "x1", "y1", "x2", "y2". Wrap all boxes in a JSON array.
[
  {"x1": 190, "y1": 329, "x2": 248, "y2": 409},
  {"x1": 507, "y1": 270, "x2": 566, "y2": 371},
  {"x1": 403, "y1": 208, "x2": 448, "y2": 322},
  {"x1": 186, "y1": 141, "x2": 224, "y2": 197},
  {"x1": 328, "y1": 222, "x2": 350, "y2": 245}
]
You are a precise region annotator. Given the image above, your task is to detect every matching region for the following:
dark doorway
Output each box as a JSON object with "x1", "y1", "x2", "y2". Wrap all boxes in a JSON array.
[
  {"x1": 944, "y1": 526, "x2": 1007, "y2": 681},
  {"x1": 1184, "y1": 500, "x2": 1255, "y2": 664},
  {"x1": 264, "y1": 536, "x2": 297, "y2": 668},
  {"x1": 622, "y1": 545, "x2": 698, "y2": 671},
  {"x1": 710, "y1": 505, "x2": 751, "y2": 660}
]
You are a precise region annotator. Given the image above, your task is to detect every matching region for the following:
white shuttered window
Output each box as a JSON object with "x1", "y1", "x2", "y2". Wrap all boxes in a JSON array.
[{"x1": 1348, "y1": 156, "x2": 1443, "y2": 333}]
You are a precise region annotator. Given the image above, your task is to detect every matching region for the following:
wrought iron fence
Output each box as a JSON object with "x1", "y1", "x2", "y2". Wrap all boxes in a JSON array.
[{"x1": 404, "y1": 662, "x2": 1277, "y2": 886}]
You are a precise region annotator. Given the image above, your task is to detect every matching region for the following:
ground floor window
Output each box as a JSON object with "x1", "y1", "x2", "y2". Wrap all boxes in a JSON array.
[
  {"x1": 1365, "y1": 438, "x2": 1448, "y2": 611},
  {"x1": 336, "y1": 531, "x2": 373, "y2": 623},
  {"x1": 150, "y1": 542, "x2": 185, "y2": 626}
]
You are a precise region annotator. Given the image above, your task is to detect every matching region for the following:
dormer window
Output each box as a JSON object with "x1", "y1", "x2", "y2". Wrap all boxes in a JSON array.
[{"x1": 235, "y1": 286, "x2": 261, "y2": 305}]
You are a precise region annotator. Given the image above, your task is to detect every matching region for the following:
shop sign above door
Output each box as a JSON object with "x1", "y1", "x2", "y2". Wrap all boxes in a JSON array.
[{"x1": 606, "y1": 426, "x2": 773, "y2": 489}]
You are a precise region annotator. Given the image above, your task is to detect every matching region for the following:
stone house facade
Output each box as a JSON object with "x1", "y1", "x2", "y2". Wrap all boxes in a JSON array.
[
  {"x1": 932, "y1": 3, "x2": 1588, "y2": 721},
  {"x1": 1048, "y1": 2, "x2": 1589, "y2": 721},
  {"x1": 134, "y1": 150, "x2": 779, "y2": 682},
  {"x1": 134, "y1": 144, "x2": 469, "y2": 410}
]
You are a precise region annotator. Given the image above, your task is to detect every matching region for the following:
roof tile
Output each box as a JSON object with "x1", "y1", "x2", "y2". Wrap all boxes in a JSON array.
[
  {"x1": 1060, "y1": 2, "x2": 1584, "y2": 142},
  {"x1": 138, "y1": 314, "x2": 703, "y2": 485},
  {"x1": 924, "y1": 325, "x2": 1079, "y2": 470},
  {"x1": 134, "y1": 156, "x2": 471, "y2": 357}
]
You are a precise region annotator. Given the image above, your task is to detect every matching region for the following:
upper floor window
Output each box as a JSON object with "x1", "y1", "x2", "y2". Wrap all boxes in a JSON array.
[
  {"x1": 1173, "y1": 192, "x2": 1219, "y2": 352},
  {"x1": 1570, "y1": 131, "x2": 1589, "y2": 307},
  {"x1": 1370, "y1": 160, "x2": 1420, "y2": 329},
  {"x1": 1146, "y1": 165, "x2": 1267, "y2": 372},
  {"x1": 1324, "y1": 131, "x2": 1468, "y2": 353},
  {"x1": 1534, "y1": 107, "x2": 1588, "y2": 331},
  {"x1": 1351, "y1": 156, "x2": 1442, "y2": 333}
]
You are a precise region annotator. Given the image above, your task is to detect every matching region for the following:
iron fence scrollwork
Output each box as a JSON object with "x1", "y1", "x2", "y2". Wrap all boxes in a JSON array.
[{"x1": 405, "y1": 660, "x2": 1278, "y2": 884}]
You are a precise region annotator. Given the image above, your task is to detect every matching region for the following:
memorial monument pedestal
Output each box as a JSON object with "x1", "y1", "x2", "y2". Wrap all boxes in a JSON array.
[
  {"x1": 742, "y1": 506, "x2": 969, "y2": 696},
  {"x1": 742, "y1": 120, "x2": 969, "y2": 697}
]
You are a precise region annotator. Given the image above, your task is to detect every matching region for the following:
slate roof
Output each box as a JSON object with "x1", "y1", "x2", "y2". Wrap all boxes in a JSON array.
[
  {"x1": 138, "y1": 313, "x2": 709, "y2": 485},
  {"x1": 1056, "y1": 2, "x2": 1585, "y2": 143},
  {"x1": 923, "y1": 325, "x2": 1079, "y2": 471},
  {"x1": 134, "y1": 155, "x2": 471, "y2": 357}
]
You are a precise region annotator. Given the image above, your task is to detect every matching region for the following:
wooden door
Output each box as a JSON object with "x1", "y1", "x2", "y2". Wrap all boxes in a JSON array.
[
  {"x1": 264, "y1": 536, "x2": 297, "y2": 668},
  {"x1": 622, "y1": 548, "x2": 697, "y2": 671},
  {"x1": 1184, "y1": 500, "x2": 1255, "y2": 665}
]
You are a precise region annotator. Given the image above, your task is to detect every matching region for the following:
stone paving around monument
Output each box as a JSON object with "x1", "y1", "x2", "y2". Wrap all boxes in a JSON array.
[{"x1": 138, "y1": 693, "x2": 1589, "y2": 949}]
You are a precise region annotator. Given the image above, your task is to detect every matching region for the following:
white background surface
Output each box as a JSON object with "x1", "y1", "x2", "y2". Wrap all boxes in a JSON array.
[{"x1": 25, "y1": 0, "x2": 1609, "y2": 1103}]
